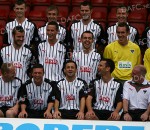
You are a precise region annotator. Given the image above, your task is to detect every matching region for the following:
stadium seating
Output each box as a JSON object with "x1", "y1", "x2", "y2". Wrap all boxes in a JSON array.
[
  {"x1": 31, "y1": 0, "x2": 51, "y2": 6},
  {"x1": 0, "y1": 0, "x2": 11, "y2": 5},
  {"x1": 109, "y1": 0, "x2": 129, "y2": 7},
  {"x1": 72, "y1": 0, "x2": 90, "y2": 6},
  {"x1": 107, "y1": 7, "x2": 117, "y2": 22},
  {"x1": 0, "y1": 5, "x2": 10, "y2": 20},
  {"x1": 130, "y1": 23, "x2": 146, "y2": 37},
  {"x1": 11, "y1": 0, "x2": 31, "y2": 5},
  {"x1": 51, "y1": 0, "x2": 71, "y2": 6},
  {"x1": 28, "y1": 6, "x2": 47, "y2": 21},
  {"x1": 92, "y1": 0, "x2": 109, "y2": 7},
  {"x1": 129, "y1": 0, "x2": 148, "y2": 5},
  {"x1": 92, "y1": 7, "x2": 108, "y2": 22},
  {"x1": 128, "y1": 8, "x2": 147, "y2": 23},
  {"x1": 32, "y1": 20, "x2": 46, "y2": 28},
  {"x1": 0, "y1": 20, "x2": 6, "y2": 35},
  {"x1": 0, "y1": 35, "x2": 3, "y2": 49}
]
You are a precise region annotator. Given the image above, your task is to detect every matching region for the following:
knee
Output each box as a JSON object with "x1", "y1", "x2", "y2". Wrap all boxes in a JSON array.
[{"x1": 6, "y1": 110, "x2": 16, "y2": 118}]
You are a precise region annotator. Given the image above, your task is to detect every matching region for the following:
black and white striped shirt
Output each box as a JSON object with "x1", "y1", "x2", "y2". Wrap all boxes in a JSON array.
[
  {"x1": 72, "y1": 49, "x2": 101, "y2": 85},
  {"x1": 3, "y1": 18, "x2": 40, "y2": 46},
  {"x1": 107, "y1": 22, "x2": 139, "y2": 44},
  {"x1": 89, "y1": 78, "x2": 122, "y2": 111},
  {"x1": 38, "y1": 40, "x2": 66, "y2": 81},
  {"x1": 142, "y1": 27, "x2": 150, "y2": 48},
  {"x1": 55, "y1": 78, "x2": 88, "y2": 110},
  {"x1": 20, "y1": 78, "x2": 56, "y2": 110},
  {"x1": 38, "y1": 22, "x2": 67, "y2": 43},
  {"x1": 0, "y1": 44, "x2": 32, "y2": 83},
  {"x1": 69, "y1": 19, "x2": 104, "y2": 52},
  {"x1": 0, "y1": 77, "x2": 22, "y2": 107}
]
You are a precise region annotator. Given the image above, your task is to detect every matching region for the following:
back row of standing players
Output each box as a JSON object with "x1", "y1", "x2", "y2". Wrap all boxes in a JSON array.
[{"x1": 1, "y1": 0, "x2": 150, "y2": 84}]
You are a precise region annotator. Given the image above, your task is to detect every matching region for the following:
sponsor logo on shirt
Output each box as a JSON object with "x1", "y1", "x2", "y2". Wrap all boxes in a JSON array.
[
  {"x1": 99, "y1": 95, "x2": 110, "y2": 102},
  {"x1": 13, "y1": 62, "x2": 23, "y2": 69},
  {"x1": 130, "y1": 50, "x2": 135, "y2": 53},
  {"x1": 0, "y1": 95, "x2": 13, "y2": 101},
  {"x1": 80, "y1": 66, "x2": 92, "y2": 73},
  {"x1": 118, "y1": 61, "x2": 132, "y2": 69},
  {"x1": 33, "y1": 99, "x2": 43, "y2": 104},
  {"x1": 45, "y1": 57, "x2": 58, "y2": 65},
  {"x1": 66, "y1": 94, "x2": 75, "y2": 101}
]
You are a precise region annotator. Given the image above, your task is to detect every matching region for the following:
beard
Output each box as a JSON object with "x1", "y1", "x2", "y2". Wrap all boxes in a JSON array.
[{"x1": 82, "y1": 15, "x2": 90, "y2": 20}]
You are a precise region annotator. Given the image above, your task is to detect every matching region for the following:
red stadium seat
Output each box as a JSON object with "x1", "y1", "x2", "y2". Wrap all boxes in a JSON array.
[
  {"x1": 0, "y1": 35, "x2": 4, "y2": 49},
  {"x1": 128, "y1": 8, "x2": 147, "y2": 23},
  {"x1": 109, "y1": 0, "x2": 129, "y2": 7},
  {"x1": 129, "y1": 0, "x2": 148, "y2": 5},
  {"x1": 92, "y1": 0, "x2": 109, "y2": 7},
  {"x1": 130, "y1": 23, "x2": 146, "y2": 37},
  {"x1": 68, "y1": 7, "x2": 81, "y2": 21},
  {"x1": 0, "y1": 5, "x2": 10, "y2": 20},
  {"x1": 28, "y1": 6, "x2": 47, "y2": 21},
  {"x1": 0, "y1": 0, "x2": 11, "y2": 5},
  {"x1": 31, "y1": 0, "x2": 51, "y2": 6},
  {"x1": 8, "y1": 6, "x2": 30, "y2": 21},
  {"x1": 100, "y1": 21, "x2": 106, "y2": 31},
  {"x1": 148, "y1": 14, "x2": 150, "y2": 25},
  {"x1": 51, "y1": 0, "x2": 71, "y2": 6},
  {"x1": 32, "y1": 20, "x2": 46, "y2": 29},
  {"x1": 71, "y1": 0, "x2": 90, "y2": 6},
  {"x1": 107, "y1": 21, "x2": 116, "y2": 27},
  {"x1": 107, "y1": 8, "x2": 117, "y2": 22},
  {"x1": 11, "y1": 0, "x2": 31, "y2": 6},
  {"x1": 92, "y1": 7, "x2": 108, "y2": 22},
  {"x1": 0, "y1": 20, "x2": 6, "y2": 35},
  {"x1": 57, "y1": 6, "x2": 69, "y2": 22}
]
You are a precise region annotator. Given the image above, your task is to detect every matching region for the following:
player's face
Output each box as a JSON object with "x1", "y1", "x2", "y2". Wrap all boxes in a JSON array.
[
  {"x1": 64, "y1": 63, "x2": 77, "y2": 78},
  {"x1": 47, "y1": 10, "x2": 58, "y2": 22},
  {"x1": 14, "y1": 4, "x2": 26, "y2": 18},
  {"x1": 132, "y1": 67, "x2": 144, "y2": 84},
  {"x1": 80, "y1": 5, "x2": 92, "y2": 20},
  {"x1": 116, "y1": 26, "x2": 129, "y2": 45},
  {"x1": 81, "y1": 33, "x2": 93, "y2": 50},
  {"x1": 46, "y1": 25, "x2": 58, "y2": 41},
  {"x1": 32, "y1": 68, "x2": 44, "y2": 85},
  {"x1": 97, "y1": 61, "x2": 107, "y2": 76},
  {"x1": 116, "y1": 8, "x2": 128, "y2": 23},
  {"x1": 6, "y1": 66, "x2": 16, "y2": 81},
  {"x1": 13, "y1": 31, "x2": 24, "y2": 47}
]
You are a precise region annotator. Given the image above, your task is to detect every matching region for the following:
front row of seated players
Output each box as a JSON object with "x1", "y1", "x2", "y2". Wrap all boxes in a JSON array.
[{"x1": 0, "y1": 61, "x2": 150, "y2": 121}]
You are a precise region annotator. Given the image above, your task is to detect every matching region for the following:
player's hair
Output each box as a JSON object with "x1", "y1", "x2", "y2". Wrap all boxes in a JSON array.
[
  {"x1": 81, "y1": 31, "x2": 94, "y2": 39},
  {"x1": 117, "y1": 4, "x2": 128, "y2": 13},
  {"x1": 15, "y1": 0, "x2": 26, "y2": 6},
  {"x1": 32, "y1": 64, "x2": 44, "y2": 73},
  {"x1": 134, "y1": 65, "x2": 147, "y2": 77},
  {"x1": 101, "y1": 58, "x2": 115, "y2": 73},
  {"x1": 47, "y1": 21, "x2": 59, "y2": 31},
  {"x1": 47, "y1": 5, "x2": 59, "y2": 15},
  {"x1": 117, "y1": 22, "x2": 130, "y2": 33},
  {"x1": 80, "y1": 1, "x2": 92, "y2": 10},
  {"x1": 1, "y1": 63, "x2": 14, "y2": 75},
  {"x1": 12, "y1": 26, "x2": 24, "y2": 35}
]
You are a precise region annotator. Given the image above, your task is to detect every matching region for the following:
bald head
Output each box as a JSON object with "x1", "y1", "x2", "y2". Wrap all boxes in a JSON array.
[{"x1": 132, "y1": 65, "x2": 147, "y2": 84}]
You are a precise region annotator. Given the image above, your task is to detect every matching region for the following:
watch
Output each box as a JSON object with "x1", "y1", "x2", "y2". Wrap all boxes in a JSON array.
[{"x1": 123, "y1": 111, "x2": 128, "y2": 114}]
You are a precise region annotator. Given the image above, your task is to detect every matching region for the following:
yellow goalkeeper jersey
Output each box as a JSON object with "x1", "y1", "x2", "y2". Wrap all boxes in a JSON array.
[
  {"x1": 103, "y1": 40, "x2": 141, "y2": 80},
  {"x1": 144, "y1": 48, "x2": 150, "y2": 81}
]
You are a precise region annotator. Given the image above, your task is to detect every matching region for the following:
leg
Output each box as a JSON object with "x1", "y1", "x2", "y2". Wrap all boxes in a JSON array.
[
  {"x1": 0, "y1": 110, "x2": 4, "y2": 117},
  {"x1": 6, "y1": 109, "x2": 18, "y2": 118}
]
